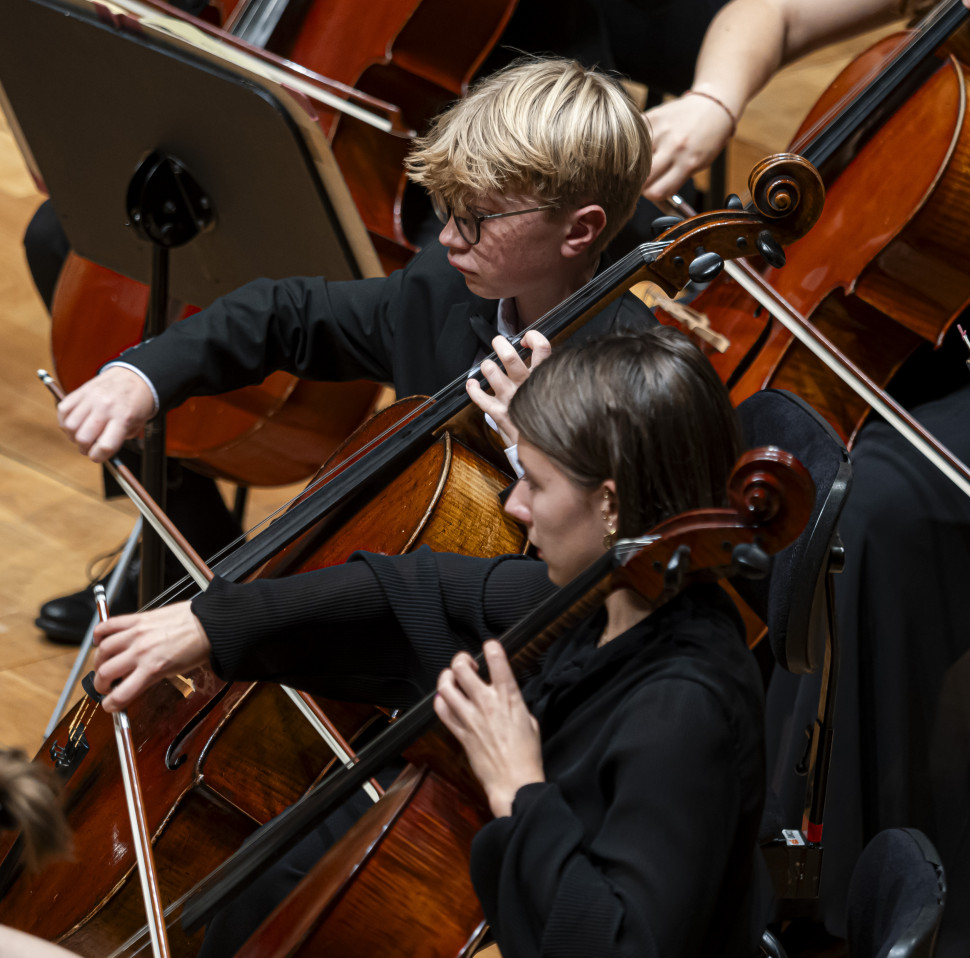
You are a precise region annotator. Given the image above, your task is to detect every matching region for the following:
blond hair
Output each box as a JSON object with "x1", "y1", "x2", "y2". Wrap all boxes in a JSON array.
[{"x1": 405, "y1": 57, "x2": 652, "y2": 254}]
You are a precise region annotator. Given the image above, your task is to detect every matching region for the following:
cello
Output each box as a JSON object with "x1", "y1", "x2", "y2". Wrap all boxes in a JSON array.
[
  {"x1": 183, "y1": 443, "x2": 816, "y2": 956},
  {"x1": 0, "y1": 365, "x2": 525, "y2": 955},
  {"x1": 665, "y1": 0, "x2": 970, "y2": 453},
  {"x1": 202, "y1": 155, "x2": 824, "y2": 587}
]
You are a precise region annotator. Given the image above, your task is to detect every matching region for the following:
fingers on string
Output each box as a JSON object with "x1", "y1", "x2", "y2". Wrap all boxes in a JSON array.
[
  {"x1": 435, "y1": 664, "x2": 474, "y2": 736},
  {"x1": 520, "y1": 330, "x2": 551, "y2": 368}
]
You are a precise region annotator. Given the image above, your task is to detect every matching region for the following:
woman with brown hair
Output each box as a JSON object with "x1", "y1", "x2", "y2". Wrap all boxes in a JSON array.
[{"x1": 92, "y1": 327, "x2": 772, "y2": 956}]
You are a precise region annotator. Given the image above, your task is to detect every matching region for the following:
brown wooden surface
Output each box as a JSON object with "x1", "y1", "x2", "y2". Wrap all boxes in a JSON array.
[
  {"x1": 233, "y1": 764, "x2": 490, "y2": 958},
  {"x1": 0, "y1": 107, "x2": 305, "y2": 757},
  {"x1": 0, "y1": 673, "x2": 374, "y2": 953}
]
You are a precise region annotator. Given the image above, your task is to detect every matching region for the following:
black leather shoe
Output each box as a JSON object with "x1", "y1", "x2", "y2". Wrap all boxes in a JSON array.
[{"x1": 35, "y1": 564, "x2": 140, "y2": 645}]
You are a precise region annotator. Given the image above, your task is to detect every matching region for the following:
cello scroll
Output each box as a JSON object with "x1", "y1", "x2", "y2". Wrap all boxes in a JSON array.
[{"x1": 645, "y1": 152, "x2": 825, "y2": 295}]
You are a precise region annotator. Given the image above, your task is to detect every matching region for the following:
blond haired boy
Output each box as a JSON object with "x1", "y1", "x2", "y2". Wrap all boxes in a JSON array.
[{"x1": 59, "y1": 57, "x2": 654, "y2": 465}]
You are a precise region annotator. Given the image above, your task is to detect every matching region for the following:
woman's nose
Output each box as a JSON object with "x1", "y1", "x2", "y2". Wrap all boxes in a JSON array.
[{"x1": 503, "y1": 480, "x2": 531, "y2": 524}]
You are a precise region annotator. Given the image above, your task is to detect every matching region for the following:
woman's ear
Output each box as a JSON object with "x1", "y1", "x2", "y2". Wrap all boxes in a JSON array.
[{"x1": 562, "y1": 205, "x2": 607, "y2": 258}]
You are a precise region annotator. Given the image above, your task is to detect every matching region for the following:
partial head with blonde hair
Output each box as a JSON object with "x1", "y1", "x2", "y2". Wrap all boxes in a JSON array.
[{"x1": 406, "y1": 57, "x2": 652, "y2": 255}]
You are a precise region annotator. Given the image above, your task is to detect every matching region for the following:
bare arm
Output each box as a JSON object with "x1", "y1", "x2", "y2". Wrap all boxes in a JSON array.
[
  {"x1": 643, "y1": 0, "x2": 905, "y2": 202},
  {"x1": 0, "y1": 927, "x2": 80, "y2": 958}
]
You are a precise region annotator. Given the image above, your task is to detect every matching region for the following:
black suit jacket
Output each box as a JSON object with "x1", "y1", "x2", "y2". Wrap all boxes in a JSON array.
[{"x1": 116, "y1": 241, "x2": 654, "y2": 407}]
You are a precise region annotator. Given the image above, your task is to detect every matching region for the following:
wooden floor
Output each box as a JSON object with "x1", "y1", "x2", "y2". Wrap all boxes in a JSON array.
[
  {"x1": 0, "y1": 123, "x2": 304, "y2": 755},
  {"x1": 0, "y1": 22, "x2": 900, "y2": 757}
]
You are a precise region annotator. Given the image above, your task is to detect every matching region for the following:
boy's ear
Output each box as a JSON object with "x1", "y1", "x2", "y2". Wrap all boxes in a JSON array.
[{"x1": 562, "y1": 205, "x2": 607, "y2": 258}]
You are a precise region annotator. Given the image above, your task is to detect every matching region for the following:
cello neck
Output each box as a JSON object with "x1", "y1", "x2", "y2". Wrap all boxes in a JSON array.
[
  {"x1": 210, "y1": 155, "x2": 826, "y2": 586},
  {"x1": 801, "y1": 0, "x2": 970, "y2": 180},
  {"x1": 208, "y1": 242, "x2": 667, "y2": 587},
  {"x1": 179, "y1": 444, "x2": 814, "y2": 935},
  {"x1": 180, "y1": 549, "x2": 617, "y2": 934}
]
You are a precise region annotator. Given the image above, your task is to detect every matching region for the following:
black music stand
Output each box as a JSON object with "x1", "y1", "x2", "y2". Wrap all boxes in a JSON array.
[{"x1": 0, "y1": 0, "x2": 382, "y2": 603}]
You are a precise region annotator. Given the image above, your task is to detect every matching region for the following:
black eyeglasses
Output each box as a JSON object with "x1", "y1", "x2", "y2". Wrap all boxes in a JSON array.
[{"x1": 431, "y1": 194, "x2": 557, "y2": 246}]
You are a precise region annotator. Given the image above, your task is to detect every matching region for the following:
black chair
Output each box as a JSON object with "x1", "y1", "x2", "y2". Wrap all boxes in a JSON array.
[
  {"x1": 846, "y1": 828, "x2": 946, "y2": 958},
  {"x1": 759, "y1": 928, "x2": 788, "y2": 957},
  {"x1": 732, "y1": 388, "x2": 853, "y2": 901}
]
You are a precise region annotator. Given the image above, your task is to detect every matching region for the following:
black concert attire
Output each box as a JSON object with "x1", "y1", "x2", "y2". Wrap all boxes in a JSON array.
[
  {"x1": 191, "y1": 551, "x2": 771, "y2": 957},
  {"x1": 27, "y1": 217, "x2": 651, "y2": 640},
  {"x1": 472, "y1": 585, "x2": 769, "y2": 958},
  {"x1": 108, "y1": 240, "x2": 651, "y2": 405},
  {"x1": 104, "y1": 241, "x2": 651, "y2": 956},
  {"x1": 766, "y1": 332, "x2": 970, "y2": 957}
]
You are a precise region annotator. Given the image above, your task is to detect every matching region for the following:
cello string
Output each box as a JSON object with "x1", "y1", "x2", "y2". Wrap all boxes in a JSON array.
[
  {"x1": 104, "y1": 887, "x2": 191, "y2": 958},
  {"x1": 124, "y1": 169, "x2": 825, "y2": 600},
  {"x1": 117, "y1": 217, "x2": 778, "y2": 604},
  {"x1": 789, "y1": 0, "x2": 967, "y2": 158},
  {"x1": 38, "y1": 375, "x2": 392, "y2": 793},
  {"x1": 257, "y1": 242, "x2": 670, "y2": 507},
  {"x1": 663, "y1": 189, "x2": 970, "y2": 499},
  {"x1": 788, "y1": 47, "x2": 908, "y2": 153},
  {"x1": 178, "y1": 448, "x2": 813, "y2": 934},
  {"x1": 81, "y1": 195, "x2": 806, "y2": 603},
  {"x1": 724, "y1": 256, "x2": 970, "y2": 499},
  {"x1": 145, "y1": 238, "x2": 673, "y2": 589}
]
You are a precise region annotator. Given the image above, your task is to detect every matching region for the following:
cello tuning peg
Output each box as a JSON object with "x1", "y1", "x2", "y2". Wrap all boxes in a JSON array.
[
  {"x1": 731, "y1": 542, "x2": 772, "y2": 579},
  {"x1": 688, "y1": 249, "x2": 724, "y2": 284},
  {"x1": 650, "y1": 215, "x2": 682, "y2": 238},
  {"x1": 756, "y1": 230, "x2": 786, "y2": 269},
  {"x1": 724, "y1": 193, "x2": 744, "y2": 211}
]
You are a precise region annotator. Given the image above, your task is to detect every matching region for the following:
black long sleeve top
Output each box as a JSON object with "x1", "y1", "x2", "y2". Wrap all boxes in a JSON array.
[
  {"x1": 473, "y1": 585, "x2": 770, "y2": 958},
  {"x1": 111, "y1": 241, "x2": 653, "y2": 408},
  {"x1": 192, "y1": 549, "x2": 770, "y2": 957}
]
